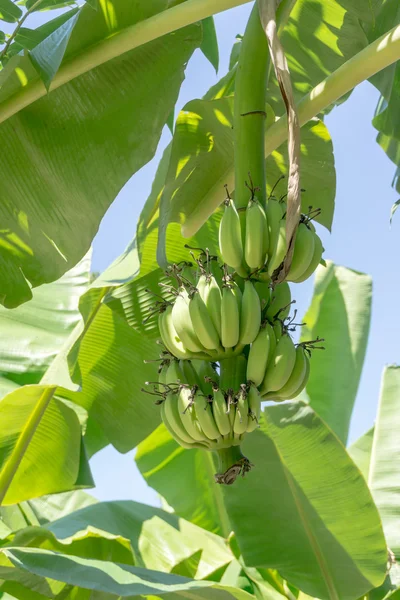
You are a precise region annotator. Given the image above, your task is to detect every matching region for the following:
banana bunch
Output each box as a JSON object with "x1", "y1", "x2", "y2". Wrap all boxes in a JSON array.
[
  {"x1": 247, "y1": 321, "x2": 311, "y2": 401},
  {"x1": 219, "y1": 196, "x2": 323, "y2": 282},
  {"x1": 158, "y1": 273, "x2": 262, "y2": 361},
  {"x1": 158, "y1": 359, "x2": 261, "y2": 450}
]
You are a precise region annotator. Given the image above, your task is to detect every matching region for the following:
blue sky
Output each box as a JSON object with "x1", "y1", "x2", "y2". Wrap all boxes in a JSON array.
[{"x1": 86, "y1": 4, "x2": 400, "y2": 504}]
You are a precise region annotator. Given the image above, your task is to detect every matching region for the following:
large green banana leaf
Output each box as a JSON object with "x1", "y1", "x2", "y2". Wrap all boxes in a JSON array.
[
  {"x1": 0, "y1": 253, "x2": 91, "y2": 389},
  {"x1": 300, "y1": 262, "x2": 372, "y2": 443},
  {"x1": 349, "y1": 366, "x2": 400, "y2": 598},
  {"x1": 0, "y1": 384, "x2": 93, "y2": 505},
  {"x1": 136, "y1": 406, "x2": 387, "y2": 599},
  {"x1": 0, "y1": 0, "x2": 201, "y2": 309},
  {"x1": 0, "y1": 548, "x2": 254, "y2": 600}
]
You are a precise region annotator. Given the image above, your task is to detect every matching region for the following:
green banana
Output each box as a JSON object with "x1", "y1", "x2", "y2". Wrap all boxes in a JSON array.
[
  {"x1": 203, "y1": 275, "x2": 222, "y2": 338},
  {"x1": 285, "y1": 350, "x2": 310, "y2": 399},
  {"x1": 287, "y1": 223, "x2": 315, "y2": 282},
  {"x1": 158, "y1": 361, "x2": 169, "y2": 393},
  {"x1": 189, "y1": 290, "x2": 221, "y2": 351},
  {"x1": 193, "y1": 390, "x2": 221, "y2": 441},
  {"x1": 267, "y1": 219, "x2": 287, "y2": 276},
  {"x1": 192, "y1": 360, "x2": 219, "y2": 395},
  {"x1": 247, "y1": 384, "x2": 261, "y2": 432},
  {"x1": 158, "y1": 307, "x2": 193, "y2": 360},
  {"x1": 172, "y1": 289, "x2": 205, "y2": 353},
  {"x1": 212, "y1": 386, "x2": 231, "y2": 436},
  {"x1": 233, "y1": 386, "x2": 248, "y2": 435},
  {"x1": 219, "y1": 199, "x2": 243, "y2": 269},
  {"x1": 239, "y1": 280, "x2": 261, "y2": 344},
  {"x1": 246, "y1": 324, "x2": 271, "y2": 387},
  {"x1": 266, "y1": 322, "x2": 277, "y2": 366},
  {"x1": 266, "y1": 282, "x2": 291, "y2": 321},
  {"x1": 266, "y1": 198, "x2": 283, "y2": 260},
  {"x1": 221, "y1": 285, "x2": 240, "y2": 349},
  {"x1": 162, "y1": 391, "x2": 196, "y2": 445},
  {"x1": 245, "y1": 200, "x2": 268, "y2": 269},
  {"x1": 273, "y1": 345, "x2": 307, "y2": 399},
  {"x1": 254, "y1": 281, "x2": 271, "y2": 311},
  {"x1": 261, "y1": 333, "x2": 296, "y2": 394},
  {"x1": 291, "y1": 232, "x2": 324, "y2": 283},
  {"x1": 177, "y1": 386, "x2": 206, "y2": 442},
  {"x1": 181, "y1": 360, "x2": 202, "y2": 388},
  {"x1": 165, "y1": 359, "x2": 185, "y2": 385},
  {"x1": 273, "y1": 319, "x2": 283, "y2": 343},
  {"x1": 231, "y1": 280, "x2": 243, "y2": 312},
  {"x1": 196, "y1": 274, "x2": 208, "y2": 301}
]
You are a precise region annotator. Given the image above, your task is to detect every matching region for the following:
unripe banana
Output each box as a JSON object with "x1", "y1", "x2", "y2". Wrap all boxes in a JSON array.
[
  {"x1": 212, "y1": 386, "x2": 231, "y2": 436},
  {"x1": 177, "y1": 386, "x2": 206, "y2": 442},
  {"x1": 267, "y1": 219, "x2": 287, "y2": 276},
  {"x1": 221, "y1": 285, "x2": 240, "y2": 349},
  {"x1": 245, "y1": 200, "x2": 268, "y2": 269},
  {"x1": 231, "y1": 281, "x2": 243, "y2": 312},
  {"x1": 189, "y1": 291, "x2": 221, "y2": 351},
  {"x1": 239, "y1": 280, "x2": 261, "y2": 344},
  {"x1": 181, "y1": 360, "x2": 202, "y2": 388},
  {"x1": 261, "y1": 333, "x2": 296, "y2": 394},
  {"x1": 233, "y1": 386, "x2": 248, "y2": 435},
  {"x1": 203, "y1": 276, "x2": 222, "y2": 338},
  {"x1": 266, "y1": 198, "x2": 283, "y2": 259},
  {"x1": 274, "y1": 345, "x2": 307, "y2": 399},
  {"x1": 172, "y1": 289, "x2": 205, "y2": 353},
  {"x1": 291, "y1": 232, "x2": 323, "y2": 283},
  {"x1": 285, "y1": 351, "x2": 310, "y2": 399},
  {"x1": 162, "y1": 392, "x2": 196, "y2": 445},
  {"x1": 254, "y1": 281, "x2": 271, "y2": 311},
  {"x1": 193, "y1": 391, "x2": 221, "y2": 441},
  {"x1": 196, "y1": 274, "x2": 208, "y2": 301},
  {"x1": 266, "y1": 282, "x2": 291, "y2": 321},
  {"x1": 166, "y1": 359, "x2": 185, "y2": 385},
  {"x1": 246, "y1": 324, "x2": 271, "y2": 387},
  {"x1": 287, "y1": 223, "x2": 315, "y2": 282},
  {"x1": 247, "y1": 384, "x2": 261, "y2": 432},
  {"x1": 273, "y1": 320, "x2": 283, "y2": 343},
  {"x1": 219, "y1": 199, "x2": 243, "y2": 269},
  {"x1": 192, "y1": 360, "x2": 219, "y2": 395},
  {"x1": 158, "y1": 307, "x2": 193, "y2": 360},
  {"x1": 158, "y1": 361, "x2": 169, "y2": 393},
  {"x1": 266, "y1": 322, "x2": 277, "y2": 366}
]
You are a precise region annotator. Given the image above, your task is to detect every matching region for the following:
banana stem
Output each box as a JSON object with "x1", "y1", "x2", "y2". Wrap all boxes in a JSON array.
[
  {"x1": 234, "y1": 2, "x2": 269, "y2": 210},
  {"x1": 219, "y1": 355, "x2": 247, "y2": 390},
  {"x1": 216, "y1": 446, "x2": 245, "y2": 473}
]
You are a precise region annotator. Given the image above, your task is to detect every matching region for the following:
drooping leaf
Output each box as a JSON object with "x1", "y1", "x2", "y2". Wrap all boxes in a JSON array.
[
  {"x1": 29, "y1": 11, "x2": 80, "y2": 90},
  {"x1": 300, "y1": 262, "x2": 372, "y2": 443},
  {"x1": 0, "y1": 0, "x2": 201, "y2": 308},
  {"x1": 200, "y1": 17, "x2": 219, "y2": 72},
  {"x1": 222, "y1": 404, "x2": 387, "y2": 600},
  {"x1": 0, "y1": 548, "x2": 253, "y2": 599},
  {"x1": 0, "y1": 0, "x2": 22, "y2": 23},
  {"x1": 0, "y1": 385, "x2": 93, "y2": 505},
  {"x1": 26, "y1": 489, "x2": 97, "y2": 526},
  {"x1": 10, "y1": 10, "x2": 80, "y2": 56},
  {"x1": 46, "y1": 500, "x2": 233, "y2": 578},
  {"x1": 0, "y1": 252, "x2": 91, "y2": 390},
  {"x1": 368, "y1": 366, "x2": 400, "y2": 556},
  {"x1": 136, "y1": 424, "x2": 231, "y2": 537}
]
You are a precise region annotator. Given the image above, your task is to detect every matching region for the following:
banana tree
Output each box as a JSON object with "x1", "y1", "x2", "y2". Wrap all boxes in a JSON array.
[{"x1": 1, "y1": 0, "x2": 400, "y2": 599}]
